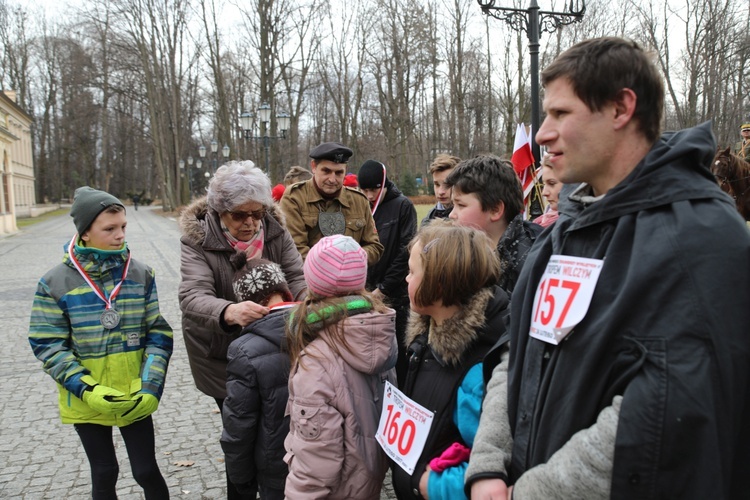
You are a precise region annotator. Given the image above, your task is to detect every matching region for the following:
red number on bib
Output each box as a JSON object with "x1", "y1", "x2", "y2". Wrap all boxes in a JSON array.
[
  {"x1": 556, "y1": 280, "x2": 581, "y2": 328},
  {"x1": 398, "y1": 420, "x2": 416, "y2": 455},
  {"x1": 533, "y1": 278, "x2": 582, "y2": 328},
  {"x1": 382, "y1": 403, "x2": 417, "y2": 455}
]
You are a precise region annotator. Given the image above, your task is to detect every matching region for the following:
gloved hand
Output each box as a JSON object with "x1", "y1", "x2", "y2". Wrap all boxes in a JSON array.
[
  {"x1": 121, "y1": 393, "x2": 159, "y2": 422},
  {"x1": 82, "y1": 385, "x2": 138, "y2": 416}
]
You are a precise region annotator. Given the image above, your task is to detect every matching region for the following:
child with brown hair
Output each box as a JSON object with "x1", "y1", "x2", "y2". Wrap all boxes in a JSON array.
[
  {"x1": 389, "y1": 219, "x2": 510, "y2": 500},
  {"x1": 283, "y1": 235, "x2": 397, "y2": 499}
]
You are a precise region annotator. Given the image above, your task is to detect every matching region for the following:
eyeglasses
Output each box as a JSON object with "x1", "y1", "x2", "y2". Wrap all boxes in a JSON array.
[
  {"x1": 742, "y1": 129, "x2": 750, "y2": 133},
  {"x1": 228, "y1": 209, "x2": 266, "y2": 222}
]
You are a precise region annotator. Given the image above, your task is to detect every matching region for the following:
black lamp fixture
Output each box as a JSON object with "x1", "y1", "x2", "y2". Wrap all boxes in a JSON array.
[{"x1": 240, "y1": 103, "x2": 292, "y2": 174}]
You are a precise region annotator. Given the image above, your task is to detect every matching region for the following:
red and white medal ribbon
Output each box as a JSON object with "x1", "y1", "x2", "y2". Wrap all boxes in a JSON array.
[
  {"x1": 68, "y1": 235, "x2": 131, "y2": 326},
  {"x1": 371, "y1": 162, "x2": 387, "y2": 216}
]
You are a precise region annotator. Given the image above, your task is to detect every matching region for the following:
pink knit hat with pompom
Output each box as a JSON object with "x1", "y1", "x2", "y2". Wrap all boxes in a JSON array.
[{"x1": 303, "y1": 235, "x2": 367, "y2": 297}]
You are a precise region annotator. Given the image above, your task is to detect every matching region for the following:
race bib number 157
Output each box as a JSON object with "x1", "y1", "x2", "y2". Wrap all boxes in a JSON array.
[{"x1": 529, "y1": 255, "x2": 604, "y2": 345}]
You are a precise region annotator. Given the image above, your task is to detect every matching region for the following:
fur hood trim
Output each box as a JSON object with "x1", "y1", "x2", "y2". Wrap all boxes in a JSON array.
[
  {"x1": 405, "y1": 287, "x2": 493, "y2": 366},
  {"x1": 178, "y1": 196, "x2": 287, "y2": 245}
]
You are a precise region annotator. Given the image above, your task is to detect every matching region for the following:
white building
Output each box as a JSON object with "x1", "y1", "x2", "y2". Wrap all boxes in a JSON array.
[{"x1": 0, "y1": 90, "x2": 34, "y2": 235}]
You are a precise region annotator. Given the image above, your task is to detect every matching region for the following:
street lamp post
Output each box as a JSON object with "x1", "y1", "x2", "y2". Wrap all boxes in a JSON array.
[
  {"x1": 222, "y1": 144, "x2": 230, "y2": 165},
  {"x1": 195, "y1": 158, "x2": 202, "y2": 194},
  {"x1": 198, "y1": 144, "x2": 207, "y2": 178},
  {"x1": 178, "y1": 159, "x2": 186, "y2": 203},
  {"x1": 240, "y1": 104, "x2": 291, "y2": 176},
  {"x1": 210, "y1": 139, "x2": 218, "y2": 174},
  {"x1": 477, "y1": 0, "x2": 585, "y2": 165},
  {"x1": 187, "y1": 156, "x2": 194, "y2": 196}
]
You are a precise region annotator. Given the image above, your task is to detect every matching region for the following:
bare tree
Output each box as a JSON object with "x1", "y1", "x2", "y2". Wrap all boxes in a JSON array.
[
  {"x1": 110, "y1": 0, "x2": 194, "y2": 210},
  {"x1": 0, "y1": 0, "x2": 32, "y2": 108}
]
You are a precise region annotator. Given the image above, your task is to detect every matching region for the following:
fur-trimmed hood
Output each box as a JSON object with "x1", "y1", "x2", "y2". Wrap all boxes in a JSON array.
[
  {"x1": 405, "y1": 287, "x2": 508, "y2": 366},
  {"x1": 179, "y1": 196, "x2": 288, "y2": 245}
]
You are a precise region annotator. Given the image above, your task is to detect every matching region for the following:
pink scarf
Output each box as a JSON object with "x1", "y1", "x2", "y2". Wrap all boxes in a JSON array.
[
  {"x1": 222, "y1": 222, "x2": 265, "y2": 259},
  {"x1": 533, "y1": 209, "x2": 559, "y2": 228}
]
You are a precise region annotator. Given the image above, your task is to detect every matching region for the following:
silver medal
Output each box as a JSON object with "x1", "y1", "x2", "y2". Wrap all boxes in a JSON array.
[
  {"x1": 100, "y1": 309, "x2": 121, "y2": 329},
  {"x1": 318, "y1": 211, "x2": 346, "y2": 236}
]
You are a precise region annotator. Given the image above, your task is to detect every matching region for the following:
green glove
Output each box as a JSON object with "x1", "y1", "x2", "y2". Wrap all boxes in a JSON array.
[
  {"x1": 121, "y1": 393, "x2": 159, "y2": 422},
  {"x1": 82, "y1": 385, "x2": 137, "y2": 416}
]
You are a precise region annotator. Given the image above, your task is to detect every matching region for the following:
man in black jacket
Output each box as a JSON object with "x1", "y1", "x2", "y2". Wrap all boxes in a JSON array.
[
  {"x1": 468, "y1": 37, "x2": 750, "y2": 500},
  {"x1": 357, "y1": 160, "x2": 417, "y2": 386}
]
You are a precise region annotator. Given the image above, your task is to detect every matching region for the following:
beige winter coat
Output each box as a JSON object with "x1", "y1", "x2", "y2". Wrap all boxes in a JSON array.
[
  {"x1": 178, "y1": 198, "x2": 306, "y2": 399},
  {"x1": 284, "y1": 309, "x2": 398, "y2": 499}
]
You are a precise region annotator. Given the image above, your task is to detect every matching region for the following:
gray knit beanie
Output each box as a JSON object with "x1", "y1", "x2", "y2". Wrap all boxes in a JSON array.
[{"x1": 70, "y1": 186, "x2": 124, "y2": 236}]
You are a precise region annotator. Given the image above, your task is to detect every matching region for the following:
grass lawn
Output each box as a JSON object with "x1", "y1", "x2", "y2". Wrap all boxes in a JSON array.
[
  {"x1": 414, "y1": 203, "x2": 432, "y2": 222},
  {"x1": 16, "y1": 208, "x2": 69, "y2": 228}
]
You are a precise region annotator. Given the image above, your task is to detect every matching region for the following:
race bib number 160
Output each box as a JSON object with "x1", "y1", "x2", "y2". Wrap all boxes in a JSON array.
[
  {"x1": 376, "y1": 381, "x2": 434, "y2": 475},
  {"x1": 529, "y1": 255, "x2": 604, "y2": 345}
]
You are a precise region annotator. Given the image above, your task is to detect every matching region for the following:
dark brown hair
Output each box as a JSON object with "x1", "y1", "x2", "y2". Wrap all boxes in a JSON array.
[
  {"x1": 445, "y1": 155, "x2": 523, "y2": 224},
  {"x1": 542, "y1": 37, "x2": 664, "y2": 143}
]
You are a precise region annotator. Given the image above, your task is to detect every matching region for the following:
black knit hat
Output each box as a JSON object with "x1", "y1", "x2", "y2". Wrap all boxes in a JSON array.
[
  {"x1": 231, "y1": 253, "x2": 293, "y2": 306},
  {"x1": 70, "y1": 186, "x2": 124, "y2": 236},
  {"x1": 357, "y1": 160, "x2": 386, "y2": 189}
]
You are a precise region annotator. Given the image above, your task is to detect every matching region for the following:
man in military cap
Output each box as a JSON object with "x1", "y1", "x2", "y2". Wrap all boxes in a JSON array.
[
  {"x1": 279, "y1": 142, "x2": 383, "y2": 264},
  {"x1": 734, "y1": 123, "x2": 750, "y2": 162}
]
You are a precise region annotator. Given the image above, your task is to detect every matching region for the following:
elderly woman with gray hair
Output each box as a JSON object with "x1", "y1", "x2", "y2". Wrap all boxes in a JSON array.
[
  {"x1": 179, "y1": 161, "x2": 306, "y2": 498},
  {"x1": 180, "y1": 161, "x2": 305, "y2": 398},
  {"x1": 179, "y1": 161, "x2": 305, "y2": 497}
]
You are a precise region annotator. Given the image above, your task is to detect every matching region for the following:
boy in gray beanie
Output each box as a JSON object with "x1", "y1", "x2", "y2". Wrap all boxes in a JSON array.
[
  {"x1": 29, "y1": 186, "x2": 173, "y2": 498},
  {"x1": 70, "y1": 186, "x2": 125, "y2": 237}
]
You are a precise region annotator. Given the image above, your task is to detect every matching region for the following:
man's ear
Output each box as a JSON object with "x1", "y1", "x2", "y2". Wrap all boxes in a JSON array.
[
  {"x1": 310, "y1": 160, "x2": 317, "y2": 172},
  {"x1": 81, "y1": 231, "x2": 90, "y2": 242},
  {"x1": 489, "y1": 201, "x2": 506, "y2": 223},
  {"x1": 613, "y1": 88, "x2": 637, "y2": 130}
]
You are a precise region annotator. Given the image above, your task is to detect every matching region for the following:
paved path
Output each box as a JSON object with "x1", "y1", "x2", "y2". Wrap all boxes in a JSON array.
[{"x1": 0, "y1": 205, "x2": 396, "y2": 499}]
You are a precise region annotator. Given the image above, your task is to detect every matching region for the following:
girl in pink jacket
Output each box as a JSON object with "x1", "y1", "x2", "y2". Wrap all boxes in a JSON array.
[{"x1": 284, "y1": 235, "x2": 398, "y2": 499}]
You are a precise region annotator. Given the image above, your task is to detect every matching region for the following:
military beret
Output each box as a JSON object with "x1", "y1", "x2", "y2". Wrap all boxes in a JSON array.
[
  {"x1": 309, "y1": 142, "x2": 353, "y2": 164},
  {"x1": 742, "y1": 123, "x2": 750, "y2": 130}
]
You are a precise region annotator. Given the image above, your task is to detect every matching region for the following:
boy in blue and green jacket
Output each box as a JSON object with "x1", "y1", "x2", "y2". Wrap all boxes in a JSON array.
[{"x1": 29, "y1": 186, "x2": 173, "y2": 499}]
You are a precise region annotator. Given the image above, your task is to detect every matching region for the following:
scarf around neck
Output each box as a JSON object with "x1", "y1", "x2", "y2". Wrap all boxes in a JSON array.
[{"x1": 221, "y1": 220, "x2": 265, "y2": 259}]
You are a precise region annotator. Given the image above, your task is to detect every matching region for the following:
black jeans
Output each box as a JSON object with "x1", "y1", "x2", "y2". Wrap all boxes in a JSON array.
[
  {"x1": 75, "y1": 416, "x2": 169, "y2": 499},
  {"x1": 215, "y1": 398, "x2": 256, "y2": 500}
]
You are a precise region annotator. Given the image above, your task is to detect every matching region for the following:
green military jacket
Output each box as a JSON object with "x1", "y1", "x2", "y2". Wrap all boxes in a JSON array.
[
  {"x1": 280, "y1": 179, "x2": 383, "y2": 265},
  {"x1": 734, "y1": 140, "x2": 750, "y2": 162}
]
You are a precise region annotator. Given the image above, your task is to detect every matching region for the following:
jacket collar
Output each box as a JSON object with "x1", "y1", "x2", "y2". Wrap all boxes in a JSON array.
[
  {"x1": 63, "y1": 242, "x2": 129, "y2": 277},
  {"x1": 405, "y1": 287, "x2": 494, "y2": 366},
  {"x1": 559, "y1": 121, "x2": 726, "y2": 229},
  {"x1": 299, "y1": 179, "x2": 354, "y2": 208}
]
